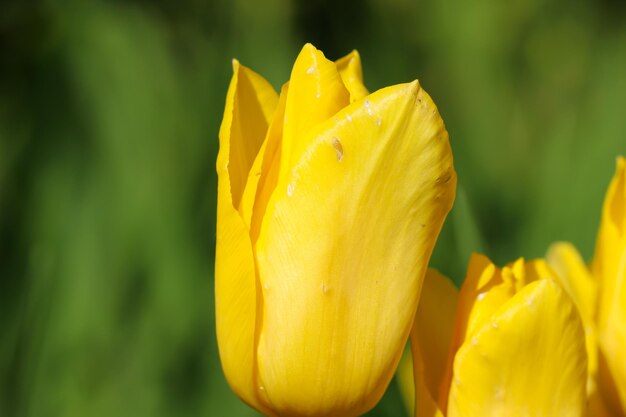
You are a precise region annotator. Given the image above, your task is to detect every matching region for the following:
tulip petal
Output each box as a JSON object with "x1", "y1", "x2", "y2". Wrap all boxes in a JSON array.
[
  {"x1": 438, "y1": 254, "x2": 512, "y2": 409},
  {"x1": 224, "y1": 60, "x2": 278, "y2": 210},
  {"x1": 410, "y1": 269, "x2": 458, "y2": 417},
  {"x1": 412, "y1": 344, "x2": 446, "y2": 417},
  {"x1": 335, "y1": 50, "x2": 370, "y2": 102},
  {"x1": 279, "y1": 43, "x2": 350, "y2": 179},
  {"x1": 241, "y1": 84, "x2": 289, "y2": 231},
  {"x1": 547, "y1": 242, "x2": 600, "y2": 396},
  {"x1": 593, "y1": 156, "x2": 626, "y2": 413},
  {"x1": 447, "y1": 279, "x2": 588, "y2": 417},
  {"x1": 255, "y1": 81, "x2": 455, "y2": 416},
  {"x1": 413, "y1": 269, "x2": 458, "y2": 403},
  {"x1": 214, "y1": 62, "x2": 277, "y2": 414},
  {"x1": 547, "y1": 242, "x2": 596, "y2": 323}
]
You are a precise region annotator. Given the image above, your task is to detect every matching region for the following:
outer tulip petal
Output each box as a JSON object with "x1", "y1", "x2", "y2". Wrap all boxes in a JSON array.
[
  {"x1": 447, "y1": 279, "x2": 588, "y2": 417},
  {"x1": 547, "y1": 242, "x2": 600, "y2": 397},
  {"x1": 410, "y1": 269, "x2": 458, "y2": 417},
  {"x1": 215, "y1": 62, "x2": 277, "y2": 414},
  {"x1": 255, "y1": 81, "x2": 456, "y2": 416},
  {"x1": 439, "y1": 254, "x2": 511, "y2": 409},
  {"x1": 414, "y1": 269, "x2": 458, "y2": 402},
  {"x1": 335, "y1": 50, "x2": 369, "y2": 102},
  {"x1": 593, "y1": 156, "x2": 626, "y2": 413},
  {"x1": 225, "y1": 60, "x2": 278, "y2": 210},
  {"x1": 547, "y1": 242, "x2": 596, "y2": 323},
  {"x1": 241, "y1": 84, "x2": 289, "y2": 231},
  {"x1": 279, "y1": 43, "x2": 350, "y2": 179},
  {"x1": 412, "y1": 344, "x2": 446, "y2": 417}
]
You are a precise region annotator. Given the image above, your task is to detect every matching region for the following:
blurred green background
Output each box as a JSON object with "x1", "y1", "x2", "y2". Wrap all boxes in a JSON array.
[{"x1": 1, "y1": 0, "x2": 625, "y2": 416}]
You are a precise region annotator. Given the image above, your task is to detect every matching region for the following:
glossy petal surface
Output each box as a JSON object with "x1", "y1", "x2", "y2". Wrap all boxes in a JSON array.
[
  {"x1": 255, "y1": 81, "x2": 456, "y2": 416},
  {"x1": 279, "y1": 44, "x2": 350, "y2": 179},
  {"x1": 447, "y1": 280, "x2": 587, "y2": 417}
]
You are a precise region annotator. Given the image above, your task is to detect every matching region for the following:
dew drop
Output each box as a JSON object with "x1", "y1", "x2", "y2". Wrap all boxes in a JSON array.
[
  {"x1": 287, "y1": 182, "x2": 295, "y2": 197},
  {"x1": 321, "y1": 282, "x2": 329, "y2": 294},
  {"x1": 315, "y1": 91, "x2": 321, "y2": 99},
  {"x1": 331, "y1": 137, "x2": 344, "y2": 162},
  {"x1": 491, "y1": 320, "x2": 499, "y2": 329},
  {"x1": 376, "y1": 117, "x2": 382, "y2": 126},
  {"x1": 306, "y1": 66, "x2": 315, "y2": 75},
  {"x1": 365, "y1": 99, "x2": 372, "y2": 116},
  {"x1": 346, "y1": 115, "x2": 352, "y2": 122}
]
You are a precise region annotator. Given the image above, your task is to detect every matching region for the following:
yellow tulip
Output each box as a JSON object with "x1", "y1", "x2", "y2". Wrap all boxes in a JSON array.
[
  {"x1": 215, "y1": 43, "x2": 456, "y2": 416},
  {"x1": 408, "y1": 255, "x2": 587, "y2": 417},
  {"x1": 547, "y1": 156, "x2": 626, "y2": 416}
]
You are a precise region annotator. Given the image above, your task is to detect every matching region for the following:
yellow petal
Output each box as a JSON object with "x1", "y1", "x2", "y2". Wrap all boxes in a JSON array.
[
  {"x1": 397, "y1": 347, "x2": 417, "y2": 416},
  {"x1": 547, "y1": 242, "x2": 600, "y2": 399},
  {"x1": 412, "y1": 343, "x2": 446, "y2": 417},
  {"x1": 255, "y1": 81, "x2": 456, "y2": 416},
  {"x1": 439, "y1": 254, "x2": 512, "y2": 409},
  {"x1": 410, "y1": 269, "x2": 458, "y2": 417},
  {"x1": 547, "y1": 242, "x2": 596, "y2": 324},
  {"x1": 240, "y1": 83, "x2": 289, "y2": 231},
  {"x1": 447, "y1": 279, "x2": 588, "y2": 417},
  {"x1": 414, "y1": 269, "x2": 458, "y2": 403},
  {"x1": 335, "y1": 50, "x2": 370, "y2": 102},
  {"x1": 593, "y1": 156, "x2": 626, "y2": 413},
  {"x1": 279, "y1": 43, "x2": 350, "y2": 179},
  {"x1": 224, "y1": 60, "x2": 278, "y2": 210},
  {"x1": 214, "y1": 62, "x2": 277, "y2": 414}
]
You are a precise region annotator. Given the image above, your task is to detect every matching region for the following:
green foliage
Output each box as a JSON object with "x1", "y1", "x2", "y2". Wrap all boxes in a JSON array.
[{"x1": 1, "y1": 0, "x2": 625, "y2": 415}]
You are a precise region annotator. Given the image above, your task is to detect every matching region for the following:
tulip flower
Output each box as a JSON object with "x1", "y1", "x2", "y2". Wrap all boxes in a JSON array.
[
  {"x1": 408, "y1": 254, "x2": 588, "y2": 416},
  {"x1": 215, "y1": 43, "x2": 456, "y2": 416},
  {"x1": 547, "y1": 156, "x2": 626, "y2": 416}
]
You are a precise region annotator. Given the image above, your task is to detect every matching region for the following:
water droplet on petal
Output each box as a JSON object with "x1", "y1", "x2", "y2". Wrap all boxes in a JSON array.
[
  {"x1": 331, "y1": 137, "x2": 344, "y2": 162},
  {"x1": 287, "y1": 182, "x2": 295, "y2": 197},
  {"x1": 376, "y1": 117, "x2": 382, "y2": 126},
  {"x1": 364, "y1": 99, "x2": 372, "y2": 116},
  {"x1": 346, "y1": 115, "x2": 352, "y2": 122},
  {"x1": 306, "y1": 66, "x2": 315, "y2": 75}
]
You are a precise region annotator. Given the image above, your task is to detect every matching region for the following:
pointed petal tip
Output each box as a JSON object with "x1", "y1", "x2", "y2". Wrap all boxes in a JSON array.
[{"x1": 231, "y1": 59, "x2": 242, "y2": 74}]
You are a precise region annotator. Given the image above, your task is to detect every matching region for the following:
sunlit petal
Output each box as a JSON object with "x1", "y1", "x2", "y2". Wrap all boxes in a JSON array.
[
  {"x1": 279, "y1": 43, "x2": 350, "y2": 179},
  {"x1": 335, "y1": 50, "x2": 369, "y2": 102},
  {"x1": 215, "y1": 63, "x2": 277, "y2": 413},
  {"x1": 447, "y1": 280, "x2": 587, "y2": 417},
  {"x1": 255, "y1": 81, "x2": 455, "y2": 416}
]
